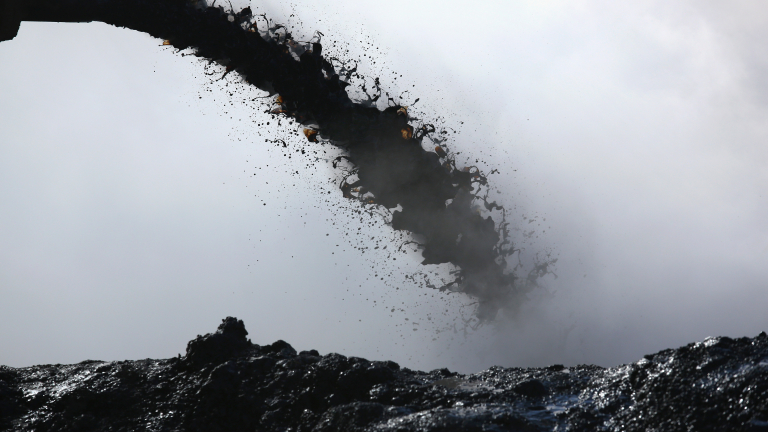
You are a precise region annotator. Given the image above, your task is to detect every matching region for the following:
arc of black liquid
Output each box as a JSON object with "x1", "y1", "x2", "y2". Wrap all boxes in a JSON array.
[{"x1": 1, "y1": 0, "x2": 544, "y2": 321}]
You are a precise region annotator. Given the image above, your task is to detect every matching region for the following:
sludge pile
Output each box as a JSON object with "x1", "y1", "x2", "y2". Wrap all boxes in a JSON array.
[
  {"x1": 1, "y1": 0, "x2": 546, "y2": 320},
  {"x1": 2, "y1": 317, "x2": 767, "y2": 431}
]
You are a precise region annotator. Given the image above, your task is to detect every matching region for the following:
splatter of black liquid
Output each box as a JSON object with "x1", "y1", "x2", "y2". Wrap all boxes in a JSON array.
[{"x1": 7, "y1": 0, "x2": 556, "y2": 322}]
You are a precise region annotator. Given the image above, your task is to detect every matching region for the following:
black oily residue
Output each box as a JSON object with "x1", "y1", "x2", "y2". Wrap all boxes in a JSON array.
[{"x1": 17, "y1": 0, "x2": 554, "y2": 320}]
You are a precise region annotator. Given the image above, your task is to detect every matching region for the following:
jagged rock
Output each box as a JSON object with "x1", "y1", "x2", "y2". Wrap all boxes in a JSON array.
[
  {"x1": 513, "y1": 378, "x2": 548, "y2": 398},
  {"x1": 1, "y1": 318, "x2": 767, "y2": 431},
  {"x1": 184, "y1": 317, "x2": 253, "y2": 367}
]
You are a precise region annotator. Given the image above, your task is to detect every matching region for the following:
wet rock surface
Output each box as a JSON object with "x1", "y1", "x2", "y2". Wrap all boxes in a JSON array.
[{"x1": 2, "y1": 317, "x2": 767, "y2": 431}]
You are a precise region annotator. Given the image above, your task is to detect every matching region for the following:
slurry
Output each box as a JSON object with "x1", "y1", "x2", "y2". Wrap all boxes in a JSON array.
[{"x1": 1, "y1": 0, "x2": 554, "y2": 321}]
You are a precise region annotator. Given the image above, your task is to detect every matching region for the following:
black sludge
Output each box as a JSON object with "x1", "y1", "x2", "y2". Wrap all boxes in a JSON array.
[
  {"x1": 2, "y1": 0, "x2": 532, "y2": 319},
  {"x1": 3, "y1": 318, "x2": 768, "y2": 431}
]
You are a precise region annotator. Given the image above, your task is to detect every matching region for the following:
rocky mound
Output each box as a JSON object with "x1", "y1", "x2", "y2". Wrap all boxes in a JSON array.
[{"x1": 1, "y1": 317, "x2": 767, "y2": 431}]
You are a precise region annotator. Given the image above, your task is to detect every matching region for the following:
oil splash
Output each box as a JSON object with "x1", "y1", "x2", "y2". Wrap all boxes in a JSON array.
[{"x1": 6, "y1": 0, "x2": 556, "y2": 322}]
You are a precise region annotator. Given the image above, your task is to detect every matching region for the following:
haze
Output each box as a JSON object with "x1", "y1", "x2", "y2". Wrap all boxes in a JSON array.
[{"x1": 1, "y1": 0, "x2": 766, "y2": 373}]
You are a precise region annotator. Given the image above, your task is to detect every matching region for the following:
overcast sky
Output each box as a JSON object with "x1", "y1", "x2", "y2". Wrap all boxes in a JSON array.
[{"x1": 1, "y1": 0, "x2": 767, "y2": 373}]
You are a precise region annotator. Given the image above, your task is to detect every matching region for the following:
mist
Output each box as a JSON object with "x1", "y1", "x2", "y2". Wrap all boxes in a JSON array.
[{"x1": 1, "y1": 0, "x2": 767, "y2": 373}]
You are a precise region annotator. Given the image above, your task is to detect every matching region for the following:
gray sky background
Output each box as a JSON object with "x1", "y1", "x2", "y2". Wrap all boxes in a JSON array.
[{"x1": 1, "y1": 0, "x2": 767, "y2": 373}]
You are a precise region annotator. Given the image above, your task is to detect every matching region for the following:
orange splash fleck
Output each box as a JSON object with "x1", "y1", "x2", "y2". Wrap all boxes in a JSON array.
[{"x1": 303, "y1": 129, "x2": 318, "y2": 142}]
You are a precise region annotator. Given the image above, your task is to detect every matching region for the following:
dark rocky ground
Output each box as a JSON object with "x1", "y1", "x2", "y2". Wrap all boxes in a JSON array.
[{"x1": 2, "y1": 317, "x2": 767, "y2": 431}]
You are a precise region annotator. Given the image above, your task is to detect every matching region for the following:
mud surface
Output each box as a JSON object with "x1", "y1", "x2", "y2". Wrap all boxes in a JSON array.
[{"x1": 2, "y1": 317, "x2": 767, "y2": 431}]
